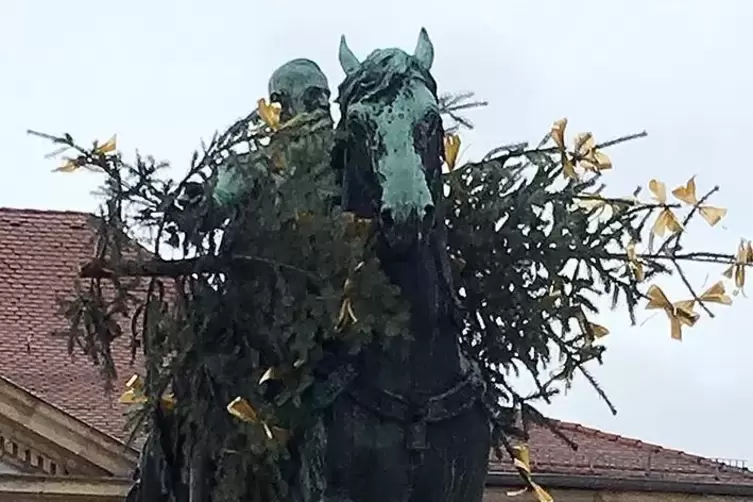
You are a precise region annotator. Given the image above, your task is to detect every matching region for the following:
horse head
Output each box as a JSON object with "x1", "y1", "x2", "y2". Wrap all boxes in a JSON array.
[{"x1": 334, "y1": 28, "x2": 444, "y2": 256}]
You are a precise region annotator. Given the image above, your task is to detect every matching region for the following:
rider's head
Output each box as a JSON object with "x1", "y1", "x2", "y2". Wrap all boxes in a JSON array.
[{"x1": 268, "y1": 59, "x2": 331, "y2": 122}]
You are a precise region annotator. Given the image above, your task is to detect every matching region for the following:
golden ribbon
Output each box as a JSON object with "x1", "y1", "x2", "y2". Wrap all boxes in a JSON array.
[
  {"x1": 443, "y1": 133, "x2": 461, "y2": 171},
  {"x1": 226, "y1": 396, "x2": 289, "y2": 443},
  {"x1": 551, "y1": 118, "x2": 577, "y2": 180},
  {"x1": 723, "y1": 240, "x2": 753, "y2": 292},
  {"x1": 257, "y1": 98, "x2": 282, "y2": 131},
  {"x1": 259, "y1": 367, "x2": 279, "y2": 385},
  {"x1": 573, "y1": 132, "x2": 612, "y2": 173},
  {"x1": 227, "y1": 396, "x2": 259, "y2": 423},
  {"x1": 95, "y1": 134, "x2": 117, "y2": 155},
  {"x1": 54, "y1": 157, "x2": 84, "y2": 173},
  {"x1": 335, "y1": 277, "x2": 358, "y2": 332},
  {"x1": 587, "y1": 322, "x2": 610, "y2": 339},
  {"x1": 551, "y1": 119, "x2": 612, "y2": 181},
  {"x1": 648, "y1": 179, "x2": 683, "y2": 237},
  {"x1": 645, "y1": 285, "x2": 699, "y2": 341},
  {"x1": 571, "y1": 193, "x2": 613, "y2": 223},
  {"x1": 342, "y1": 212, "x2": 373, "y2": 240},
  {"x1": 671, "y1": 177, "x2": 726, "y2": 226},
  {"x1": 118, "y1": 374, "x2": 176, "y2": 410},
  {"x1": 258, "y1": 358, "x2": 306, "y2": 385},
  {"x1": 696, "y1": 281, "x2": 733, "y2": 306},
  {"x1": 507, "y1": 444, "x2": 554, "y2": 502},
  {"x1": 575, "y1": 309, "x2": 610, "y2": 341},
  {"x1": 335, "y1": 260, "x2": 365, "y2": 332},
  {"x1": 53, "y1": 134, "x2": 117, "y2": 172},
  {"x1": 626, "y1": 241, "x2": 645, "y2": 282}
]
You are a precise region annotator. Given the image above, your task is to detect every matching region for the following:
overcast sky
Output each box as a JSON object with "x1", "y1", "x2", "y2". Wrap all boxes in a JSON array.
[{"x1": 2, "y1": 0, "x2": 753, "y2": 465}]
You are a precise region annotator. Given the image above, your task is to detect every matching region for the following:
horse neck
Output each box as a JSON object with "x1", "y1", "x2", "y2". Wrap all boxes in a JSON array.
[
  {"x1": 371, "y1": 229, "x2": 465, "y2": 395},
  {"x1": 380, "y1": 238, "x2": 445, "y2": 324}
]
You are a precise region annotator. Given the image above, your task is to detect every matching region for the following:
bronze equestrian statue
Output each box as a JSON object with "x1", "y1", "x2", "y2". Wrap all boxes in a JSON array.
[
  {"x1": 318, "y1": 28, "x2": 491, "y2": 502},
  {"x1": 126, "y1": 30, "x2": 491, "y2": 502}
]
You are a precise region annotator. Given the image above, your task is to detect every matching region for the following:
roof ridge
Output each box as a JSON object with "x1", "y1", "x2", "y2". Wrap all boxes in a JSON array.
[
  {"x1": 547, "y1": 418, "x2": 752, "y2": 475},
  {"x1": 0, "y1": 206, "x2": 92, "y2": 217}
]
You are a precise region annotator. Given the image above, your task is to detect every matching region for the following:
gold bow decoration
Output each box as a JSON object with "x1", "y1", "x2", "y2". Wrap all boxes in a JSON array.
[
  {"x1": 645, "y1": 285, "x2": 701, "y2": 341},
  {"x1": 572, "y1": 193, "x2": 640, "y2": 224},
  {"x1": 257, "y1": 98, "x2": 282, "y2": 131},
  {"x1": 118, "y1": 374, "x2": 176, "y2": 411},
  {"x1": 571, "y1": 193, "x2": 612, "y2": 222},
  {"x1": 94, "y1": 135, "x2": 117, "y2": 155},
  {"x1": 572, "y1": 193, "x2": 607, "y2": 211},
  {"x1": 551, "y1": 118, "x2": 577, "y2": 180},
  {"x1": 550, "y1": 119, "x2": 613, "y2": 181},
  {"x1": 443, "y1": 133, "x2": 461, "y2": 171},
  {"x1": 648, "y1": 179, "x2": 683, "y2": 237},
  {"x1": 646, "y1": 281, "x2": 733, "y2": 340},
  {"x1": 575, "y1": 309, "x2": 610, "y2": 342},
  {"x1": 723, "y1": 240, "x2": 753, "y2": 293},
  {"x1": 586, "y1": 322, "x2": 610, "y2": 339},
  {"x1": 53, "y1": 134, "x2": 117, "y2": 173},
  {"x1": 54, "y1": 157, "x2": 86, "y2": 173},
  {"x1": 626, "y1": 241, "x2": 645, "y2": 282},
  {"x1": 342, "y1": 212, "x2": 374, "y2": 240},
  {"x1": 694, "y1": 281, "x2": 733, "y2": 306},
  {"x1": 258, "y1": 367, "x2": 280, "y2": 385},
  {"x1": 572, "y1": 132, "x2": 612, "y2": 173},
  {"x1": 118, "y1": 374, "x2": 146, "y2": 405},
  {"x1": 506, "y1": 444, "x2": 554, "y2": 502},
  {"x1": 226, "y1": 396, "x2": 289, "y2": 443},
  {"x1": 671, "y1": 177, "x2": 726, "y2": 226},
  {"x1": 258, "y1": 357, "x2": 306, "y2": 385},
  {"x1": 335, "y1": 260, "x2": 365, "y2": 332},
  {"x1": 335, "y1": 276, "x2": 359, "y2": 332}
]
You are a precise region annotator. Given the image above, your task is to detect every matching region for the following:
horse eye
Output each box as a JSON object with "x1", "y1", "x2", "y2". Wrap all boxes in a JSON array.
[
  {"x1": 416, "y1": 113, "x2": 441, "y2": 143},
  {"x1": 347, "y1": 115, "x2": 368, "y2": 135},
  {"x1": 426, "y1": 113, "x2": 441, "y2": 133}
]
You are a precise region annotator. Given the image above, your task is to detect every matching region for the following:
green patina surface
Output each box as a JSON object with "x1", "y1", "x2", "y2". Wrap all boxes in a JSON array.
[
  {"x1": 352, "y1": 74, "x2": 436, "y2": 223},
  {"x1": 339, "y1": 29, "x2": 438, "y2": 223},
  {"x1": 269, "y1": 59, "x2": 330, "y2": 121},
  {"x1": 213, "y1": 152, "x2": 269, "y2": 207},
  {"x1": 214, "y1": 59, "x2": 332, "y2": 208}
]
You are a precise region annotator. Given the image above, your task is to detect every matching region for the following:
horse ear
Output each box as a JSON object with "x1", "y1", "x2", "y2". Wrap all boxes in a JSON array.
[
  {"x1": 413, "y1": 27, "x2": 434, "y2": 70},
  {"x1": 339, "y1": 35, "x2": 360, "y2": 75}
]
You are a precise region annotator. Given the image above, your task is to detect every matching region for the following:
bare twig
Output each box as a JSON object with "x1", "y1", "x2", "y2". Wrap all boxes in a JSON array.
[
  {"x1": 446, "y1": 130, "x2": 648, "y2": 176},
  {"x1": 604, "y1": 251, "x2": 739, "y2": 265}
]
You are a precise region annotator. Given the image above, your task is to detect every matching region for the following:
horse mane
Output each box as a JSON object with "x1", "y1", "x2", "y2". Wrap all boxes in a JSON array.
[
  {"x1": 335, "y1": 49, "x2": 438, "y2": 111},
  {"x1": 332, "y1": 49, "x2": 440, "y2": 196}
]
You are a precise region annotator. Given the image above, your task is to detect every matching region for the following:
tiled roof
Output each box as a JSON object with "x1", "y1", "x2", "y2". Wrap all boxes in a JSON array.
[
  {"x1": 0, "y1": 206, "x2": 751, "y2": 489},
  {"x1": 490, "y1": 418, "x2": 753, "y2": 486},
  {"x1": 0, "y1": 207, "x2": 138, "y2": 440}
]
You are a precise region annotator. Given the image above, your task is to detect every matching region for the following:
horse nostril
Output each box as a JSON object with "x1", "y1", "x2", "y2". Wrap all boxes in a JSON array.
[
  {"x1": 381, "y1": 209, "x2": 394, "y2": 227},
  {"x1": 423, "y1": 205, "x2": 436, "y2": 224}
]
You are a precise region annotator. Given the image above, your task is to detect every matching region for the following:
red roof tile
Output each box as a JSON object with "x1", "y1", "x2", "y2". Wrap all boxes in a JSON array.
[
  {"x1": 490, "y1": 418, "x2": 753, "y2": 485},
  {"x1": 1, "y1": 206, "x2": 751, "y2": 488},
  {"x1": 0, "y1": 207, "x2": 139, "y2": 440}
]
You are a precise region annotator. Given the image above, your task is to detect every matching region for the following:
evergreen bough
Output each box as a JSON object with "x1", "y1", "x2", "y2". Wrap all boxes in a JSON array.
[{"x1": 29, "y1": 90, "x2": 750, "y2": 501}]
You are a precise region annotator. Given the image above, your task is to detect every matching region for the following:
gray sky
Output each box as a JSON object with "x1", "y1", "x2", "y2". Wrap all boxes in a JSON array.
[{"x1": 2, "y1": 0, "x2": 753, "y2": 463}]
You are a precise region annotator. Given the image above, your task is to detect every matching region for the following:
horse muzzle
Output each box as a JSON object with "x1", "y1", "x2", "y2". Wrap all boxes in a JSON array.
[{"x1": 380, "y1": 205, "x2": 435, "y2": 254}]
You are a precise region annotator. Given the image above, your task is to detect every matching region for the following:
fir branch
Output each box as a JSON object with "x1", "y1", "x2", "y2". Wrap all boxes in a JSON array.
[{"x1": 80, "y1": 255, "x2": 322, "y2": 281}]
